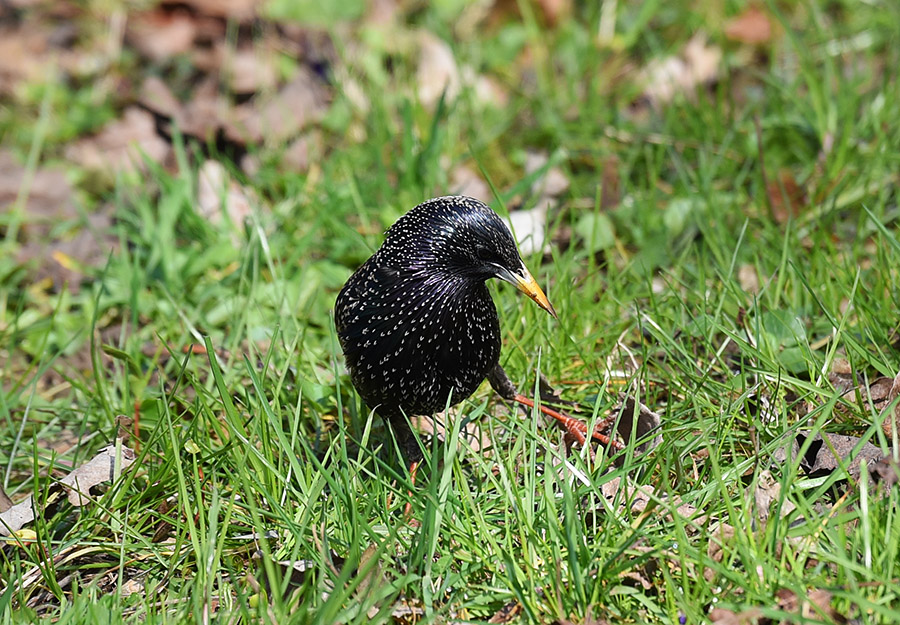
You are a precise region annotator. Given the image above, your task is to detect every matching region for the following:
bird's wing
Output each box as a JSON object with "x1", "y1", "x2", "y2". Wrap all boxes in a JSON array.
[{"x1": 335, "y1": 262, "x2": 419, "y2": 362}]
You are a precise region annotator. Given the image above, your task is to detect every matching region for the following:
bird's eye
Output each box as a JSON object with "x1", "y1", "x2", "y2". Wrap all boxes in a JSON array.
[{"x1": 474, "y1": 245, "x2": 492, "y2": 261}]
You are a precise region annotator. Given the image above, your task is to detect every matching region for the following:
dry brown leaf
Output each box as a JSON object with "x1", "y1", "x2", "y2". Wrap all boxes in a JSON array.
[
  {"x1": 507, "y1": 205, "x2": 548, "y2": 256},
  {"x1": 282, "y1": 134, "x2": 315, "y2": 173},
  {"x1": 883, "y1": 372, "x2": 900, "y2": 439},
  {"x1": 468, "y1": 71, "x2": 510, "y2": 108},
  {"x1": 751, "y1": 470, "x2": 796, "y2": 527},
  {"x1": 1, "y1": 151, "x2": 117, "y2": 291},
  {"x1": 869, "y1": 456, "x2": 900, "y2": 490},
  {"x1": 738, "y1": 264, "x2": 760, "y2": 294},
  {"x1": 65, "y1": 107, "x2": 170, "y2": 174},
  {"x1": 197, "y1": 160, "x2": 255, "y2": 231},
  {"x1": 599, "y1": 155, "x2": 621, "y2": 210},
  {"x1": 768, "y1": 170, "x2": 807, "y2": 223},
  {"x1": 18, "y1": 212, "x2": 118, "y2": 292},
  {"x1": 0, "y1": 444, "x2": 136, "y2": 537},
  {"x1": 176, "y1": 0, "x2": 262, "y2": 21},
  {"x1": 0, "y1": 18, "x2": 66, "y2": 95},
  {"x1": 831, "y1": 358, "x2": 852, "y2": 375},
  {"x1": 222, "y1": 44, "x2": 279, "y2": 94},
  {"x1": 127, "y1": 8, "x2": 197, "y2": 61},
  {"x1": 535, "y1": 0, "x2": 572, "y2": 27},
  {"x1": 866, "y1": 376, "x2": 895, "y2": 407},
  {"x1": 450, "y1": 165, "x2": 492, "y2": 204},
  {"x1": 488, "y1": 600, "x2": 523, "y2": 624},
  {"x1": 180, "y1": 77, "x2": 231, "y2": 141},
  {"x1": 776, "y1": 587, "x2": 847, "y2": 623},
  {"x1": 613, "y1": 395, "x2": 663, "y2": 454},
  {"x1": 526, "y1": 150, "x2": 570, "y2": 199},
  {"x1": 600, "y1": 477, "x2": 702, "y2": 529},
  {"x1": 367, "y1": 0, "x2": 400, "y2": 26},
  {"x1": 231, "y1": 68, "x2": 330, "y2": 144},
  {"x1": 416, "y1": 31, "x2": 460, "y2": 108},
  {"x1": 410, "y1": 413, "x2": 492, "y2": 454},
  {"x1": 120, "y1": 578, "x2": 145, "y2": 597},
  {"x1": 141, "y1": 76, "x2": 231, "y2": 144},
  {"x1": 705, "y1": 522, "x2": 736, "y2": 582},
  {"x1": 709, "y1": 607, "x2": 762, "y2": 624},
  {"x1": 0, "y1": 151, "x2": 77, "y2": 225},
  {"x1": 139, "y1": 75, "x2": 185, "y2": 122},
  {"x1": 796, "y1": 432, "x2": 885, "y2": 476},
  {"x1": 0, "y1": 488, "x2": 12, "y2": 513},
  {"x1": 724, "y1": 7, "x2": 774, "y2": 45},
  {"x1": 640, "y1": 34, "x2": 721, "y2": 106},
  {"x1": 390, "y1": 597, "x2": 426, "y2": 621}
]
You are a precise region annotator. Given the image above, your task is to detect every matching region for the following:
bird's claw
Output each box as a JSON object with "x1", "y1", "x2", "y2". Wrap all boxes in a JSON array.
[{"x1": 512, "y1": 394, "x2": 624, "y2": 452}]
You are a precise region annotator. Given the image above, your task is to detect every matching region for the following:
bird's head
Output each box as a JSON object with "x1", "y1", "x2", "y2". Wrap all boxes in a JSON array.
[{"x1": 384, "y1": 196, "x2": 557, "y2": 317}]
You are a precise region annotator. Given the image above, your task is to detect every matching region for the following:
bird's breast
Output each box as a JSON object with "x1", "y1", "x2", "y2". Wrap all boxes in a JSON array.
[{"x1": 337, "y1": 271, "x2": 501, "y2": 418}]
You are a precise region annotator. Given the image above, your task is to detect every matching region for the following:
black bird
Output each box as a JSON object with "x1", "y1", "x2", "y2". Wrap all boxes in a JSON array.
[{"x1": 335, "y1": 196, "x2": 600, "y2": 486}]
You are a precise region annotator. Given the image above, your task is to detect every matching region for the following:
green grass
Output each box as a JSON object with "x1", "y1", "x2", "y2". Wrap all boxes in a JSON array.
[{"x1": 3, "y1": 0, "x2": 900, "y2": 623}]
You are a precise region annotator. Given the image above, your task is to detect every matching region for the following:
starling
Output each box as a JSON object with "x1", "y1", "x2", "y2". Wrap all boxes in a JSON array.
[{"x1": 335, "y1": 196, "x2": 609, "y2": 476}]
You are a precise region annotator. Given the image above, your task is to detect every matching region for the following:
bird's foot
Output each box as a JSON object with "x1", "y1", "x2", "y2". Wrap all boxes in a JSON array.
[{"x1": 512, "y1": 394, "x2": 624, "y2": 452}]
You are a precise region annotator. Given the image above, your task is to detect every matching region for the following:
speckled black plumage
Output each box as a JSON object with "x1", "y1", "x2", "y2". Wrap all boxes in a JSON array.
[{"x1": 335, "y1": 196, "x2": 553, "y2": 461}]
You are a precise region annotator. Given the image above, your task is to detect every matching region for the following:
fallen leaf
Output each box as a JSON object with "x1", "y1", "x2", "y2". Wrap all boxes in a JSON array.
[
  {"x1": 535, "y1": 0, "x2": 572, "y2": 27},
  {"x1": 65, "y1": 107, "x2": 171, "y2": 175},
  {"x1": 599, "y1": 155, "x2": 621, "y2": 210},
  {"x1": 776, "y1": 587, "x2": 847, "y2": 623},
  {"x1": 0, "y1": 151, "x2": 78, "y2": 226},
  {"x1": 120, "y1": 578, "x2": 145, "y2": 597},
  {"x1": 450, "y1": 165, "x2": 492, "y2": 204},
  {"x1": 869, "y1": 456, "x2": 900, "y2": 490},
  {"x1": 709, "y1": 607, "x2": 761, "y2": 624},
  {"x1": 738, "y1": 264, "x2": 760, "y2": 294},
  {"x1": 0, "y1": 444, "x2": 136, "y2": 536},
  {"x1": 197, "y1": 160, "x2": 255, "y2": 231},
  {"x1": 0, "y1": 17, "x2": 66, "y2": 95},
  {"x1": 488, "y1": 600, "x2": 522, "y2": 623},
  {"x1": 883, "y1": 372, "x2": 900, "y2": 439},
  {"x1": 222, "y1": 43, "x2": 279, "y2": 94},
  {"x1": 281, "y1": 134, "x2": 315, "y2": 173},
  {"x1": 127, "y1": 8, "x2": 197, "y2": 61},
  {"x1": 705, "y1": 522, "x2": 736, "y2": 581},
  {"x1": 751, "y1": 470, "x2": 796, "y2": 527},
  {"x1": 640, "y1": 34, "x2": 721, "y2": 106},
  {"x1": 177, "y1": 0, "x2": 262, "y2": 21},
  {"x1": 416, "y1": 31, "x2": 460, "y2": 108},
  {"x1": 776, "y1": 431, "x2": 885, "y2": 477},
  {"x1": 231, "y1": 68, "x2": 330, "y2": 144},
  {"x1": 724, "y1": 7, "x2": 773, "y2": 45},
  {"x1": 1, "y1": 151, "x2": 117, "y2": 292},
  {"x1": 468, "y1": 71, "x2": 510, "y2": 108},
  {"x1": 525, "y1": 150, "x2": 570, "y2": 199},
  {"x1": 139, "y1": 75, "x2": 185, "y2": 122},
  {"x1": 411, "y1": 413, "x2": 492, "y2": 454},
  {"x1": 613, "y1": 394, "x2": 663, "y2": 455},
  {"x1": 180, "y1": 76, "x2": 231, "y2": 142},
  {"x1": 367, "y1": 0, "x2": 399, "y2": 26},
  {"x1": 767, "y1": 170, "x2": 807, "y2": 223},
  {"x1": 0, "y1": 488, "x2": 12, "y2": 513},
  {"x1": 506, "y1": 205, "x2": 548, "y2": 256}
]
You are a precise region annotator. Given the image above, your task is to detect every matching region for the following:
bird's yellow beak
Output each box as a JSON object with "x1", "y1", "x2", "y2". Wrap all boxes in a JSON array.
[{"x1": 513, "y1": 268, "x2": 557, "y2": 318}]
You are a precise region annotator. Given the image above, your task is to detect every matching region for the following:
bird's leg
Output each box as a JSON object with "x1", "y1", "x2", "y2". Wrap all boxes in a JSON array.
[
  {"x1": 402, "y1": 460, "x2": 419, "y2": 517},
  {"x1": 512, "y1": 393, "x2": 587, "y2": 445},
  {"x1": 488, "y1": 364, "x2": 623, "y2": 451},
  {"x1": 385, "y1": 417, "x2": 424, "y2": 516}
]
